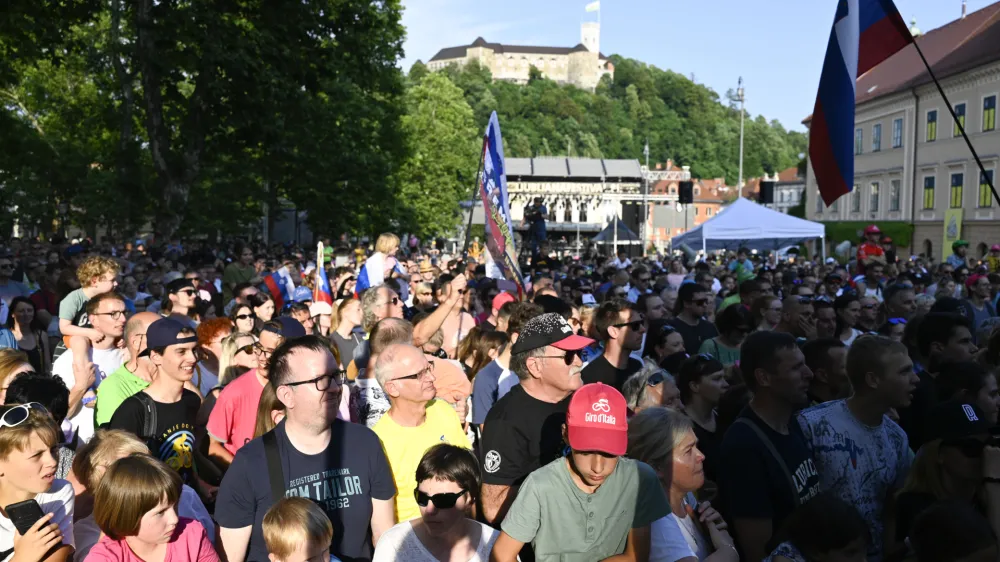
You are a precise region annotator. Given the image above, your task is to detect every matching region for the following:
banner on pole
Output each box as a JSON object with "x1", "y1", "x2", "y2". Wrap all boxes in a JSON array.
[
  {"x1": 943, "y1": 208, "x2": 964, "y2": 259},
  {"x1": 479, "y1": 112, "x2": 525, "y2": 297}
]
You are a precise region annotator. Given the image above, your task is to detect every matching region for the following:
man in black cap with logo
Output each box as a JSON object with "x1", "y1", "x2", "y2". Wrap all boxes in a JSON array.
[
  {"x1": 161, "y1": 278, "x2": 198, "y2": 326},
  {"x1": 479, "y1": 312, "x2": 594, "y2": 529},
  {"x1": 109, "y1": 317, "x2": 210, "y2": 498}
]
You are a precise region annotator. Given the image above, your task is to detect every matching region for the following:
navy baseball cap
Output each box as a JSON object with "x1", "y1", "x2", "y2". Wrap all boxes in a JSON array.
[
  {"x1": 261, "y1": 316, "x2": 307, "y2": 340},
  {"x1": 139, "y1": 318, "x2": 198, "y2": 357}
]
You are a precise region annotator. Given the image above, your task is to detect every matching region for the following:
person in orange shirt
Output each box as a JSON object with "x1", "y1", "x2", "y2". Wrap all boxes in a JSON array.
[{"x1": 856, "y1": 225, "x2": 885, "y2": 274}]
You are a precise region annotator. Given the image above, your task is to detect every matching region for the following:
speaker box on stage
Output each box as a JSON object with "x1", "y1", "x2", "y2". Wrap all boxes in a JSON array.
[
  {"x1": 678, "y1": 181, "x2": 694, "y2": 204},
  {"x1": 759, "y1": 181, "x2": 775, "y2": 204}
]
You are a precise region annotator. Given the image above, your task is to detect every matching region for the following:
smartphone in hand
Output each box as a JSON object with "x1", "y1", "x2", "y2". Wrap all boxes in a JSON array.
[{"x1": 5, "y1": 500, "x2": 44, "y2": 536}]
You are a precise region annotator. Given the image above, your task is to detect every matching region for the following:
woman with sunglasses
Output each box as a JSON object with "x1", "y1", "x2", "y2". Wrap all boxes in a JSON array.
[
  {"x1": 373, "y1": 444, "x2": 497, "y2": 562},
  {"x1": 623, "y1": 365, "x2": 681, "y2": 414},
  {"x1": 889, "y1": 401, "x2": 1000, "y2": 554},
  {"x1": 832, "y1": 293, "x2": 864, "y2": 346},
  {"x1": 0, "y1": 404, "x2": 74, "y2": 562},
  {"x1": 643, "y1": 320, "x2": 686, "y2": 366},
  {"x1": 228, "y1": 304, "x2": 256, "y2": 335},
  {"x1": 675, "y1": 355, "x2": 728, "y2": 486}
]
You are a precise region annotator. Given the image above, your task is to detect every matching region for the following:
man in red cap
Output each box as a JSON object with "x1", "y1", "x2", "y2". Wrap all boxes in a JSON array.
[
  {"x1": 856, "y1": 225, "x2": 885, "y2": 274},
  {"x1": 490, "y1": 383, "x2": 669, "y2": 562}
]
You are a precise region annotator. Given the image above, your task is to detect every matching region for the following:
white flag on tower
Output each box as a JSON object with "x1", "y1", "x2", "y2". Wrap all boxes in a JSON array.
[{"x1": 585, "y1": 1, "x2": 600, "y2": 12}]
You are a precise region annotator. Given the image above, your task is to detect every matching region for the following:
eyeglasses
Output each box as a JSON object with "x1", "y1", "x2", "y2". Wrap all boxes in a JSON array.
[
  {"x1": 93, "y1": 310, "x2": 126, "y2": 320},
  {"x1": 177, "y1": 289, "x2": 196, "y2": 296},
  {"x1": 414, "y1": 489, "x2": 466, "y2": 509},
  {"x1": 391, "y1": 362, "x2": 435, "y2": 382},
  {"x1": 378, "y1": 297, "x2": 400, "y2": 307},
  {"x1": 535, "y1": 349, "x2": 582, "y2": 366},
  {"x1": 862, "y1": 304, "x2": 877, "y2": 310},
  {"x1": 612, "y1": 319, "x2": 644, "y2": 331},
  {"x1": 0, "y1": 403, "x2": 47, "y2": 429},
  {"x1": 235, "y1": 313, "x2": 256, "y2": 320},
  {"x1": 941, "y1": 437, "x2": 986, "y2": 458},
  {"x1": 637, "y1": 277, "x2": 651, "y2": 283},
  {"x1": 887, "y1": 318, "x2": 907, "y2": 325},
  {"x1": 283, "y1": 371, "x2": 345, "y2": 391},
  {"x1": 253, "y1": 343, "x2": 274, "y2": 358}
]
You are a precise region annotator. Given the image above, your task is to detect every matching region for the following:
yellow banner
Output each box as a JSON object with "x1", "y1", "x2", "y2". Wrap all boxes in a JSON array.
[{"x1": 943, "y1": 208, "x2": 964, "y2": 257}]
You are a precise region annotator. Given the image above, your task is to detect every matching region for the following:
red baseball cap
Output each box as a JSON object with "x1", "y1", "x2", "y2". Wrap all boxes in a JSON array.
[
  {"x1": 566, "y1": 383, "x2": 628, "y2": 456},
  {"x1": 492, "y1": 291, "x2": 516, "y2": 312},
  {"x1": 864, "y1": 225, "x2": 881, "y2": 235},
  {"x1": 966, "y1": 274, "x2": 988, "y2": 289}
]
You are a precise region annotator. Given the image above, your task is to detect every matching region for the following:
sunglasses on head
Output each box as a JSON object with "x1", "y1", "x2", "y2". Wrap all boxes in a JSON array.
[
  {"x1": 887, "y1": 318, "x2": 907, "y2": 325},
  {"x1": 646, "y1": 371, "x2": 666, "y2": 386},
  {"x1": 0, "y1": 403, "x2": 47, "y2": 429},
  {"x1": 414, "y1": 489, "x2": 465, "y2": 509},
  {"x1": 942, "y1": 437, "x2": 986, "y2": 458}
]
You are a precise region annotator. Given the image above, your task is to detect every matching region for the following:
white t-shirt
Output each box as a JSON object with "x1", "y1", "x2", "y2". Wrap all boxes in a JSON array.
[
  {"x1": 0, "y1": 479, "x2": 75, "y2": 562},
  {"x1": 73, "y1": 484, "x2": 213, "y2": 562},
  {"x1": 372, "y1": 519, "x2": 498, "y2": 562},
  {"x1": 52, "y1": 346, "x2": 126, "y2": 444},
  {"x1": 496, "y1": 367, "x2": 518, "y2": 400}
]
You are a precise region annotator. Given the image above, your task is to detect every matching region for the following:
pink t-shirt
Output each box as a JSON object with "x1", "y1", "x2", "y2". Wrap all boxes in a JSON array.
[
  {"x1": 207, "y1": 369, "x2": 265, "y2": 455},
  {"x1": 85, "y1": 518, "x2": 218, "y2": 562}
]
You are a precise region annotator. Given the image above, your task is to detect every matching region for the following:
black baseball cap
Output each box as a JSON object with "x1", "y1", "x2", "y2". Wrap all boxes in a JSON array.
[
  {"x1": 261, "y1": 316, "x2": 307, "y2": 340},
  {"x1": 510, "y1": 313, "x2": 594, "y2": 355},
  {"x1": 165, "y1": 278, "x2": 195, "y2": 295},
  {"x1": 139, "y1": 318, "x2": 197, "y2": 357},
  {"x1": 925, "y1": 401, "x2": 992, "y2": 442}
]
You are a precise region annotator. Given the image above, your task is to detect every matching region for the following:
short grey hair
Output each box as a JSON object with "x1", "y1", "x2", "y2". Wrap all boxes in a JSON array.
[
  {"x1": 373, "y1": 343, "x2": 418, "y2": 390},
  {"x1": 622, "y1": 364, "x2": 674, "y2": 410},
  {"x1": 509, "y1": 346, "x2": 546, "y2": 381},
  {"x1": 362, "y1": 286, "x2": 395, "y2": 332},
  {"x1": 626, "y1": 406, "x2": 692, "y2": 473}
]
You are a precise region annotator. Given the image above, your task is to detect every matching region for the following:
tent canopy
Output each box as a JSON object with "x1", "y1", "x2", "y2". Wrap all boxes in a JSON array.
[
  {"x1": 670, "y1": 197, "x2": 825, "y2": 253},
  {"x1": 593, "y1": 216, "x2": 641, "y2": 244}
]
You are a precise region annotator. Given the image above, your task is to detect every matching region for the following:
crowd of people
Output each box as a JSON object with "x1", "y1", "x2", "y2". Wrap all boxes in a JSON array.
[{"x1": 0, "y1": 227, "x2": 999, "y2": 562}]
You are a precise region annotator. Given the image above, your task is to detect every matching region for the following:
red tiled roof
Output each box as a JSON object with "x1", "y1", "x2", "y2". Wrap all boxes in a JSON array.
[
  {"x1": 777, "y1": 167, "x2": 801, "y2": 182},
  {"x1": 803, "y1": 2, "x2": 1000, "y2": 124}
]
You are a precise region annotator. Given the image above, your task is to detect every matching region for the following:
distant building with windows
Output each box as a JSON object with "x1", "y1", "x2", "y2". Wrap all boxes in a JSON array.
[
  {"x1": 774, "y1": 167, "x2": 806, "y2": 214},
  {"x1": 805, "y1": 3, "x2": 1000, "y2": 259},
  {"x1": 426, "y1": 23, "x2": 614, "y2": 91}
]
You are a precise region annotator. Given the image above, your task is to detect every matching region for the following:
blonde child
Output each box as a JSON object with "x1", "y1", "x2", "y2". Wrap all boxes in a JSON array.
[
  {"x1": 58, "y1": 256, "x2": 119, "y2": 379},
  {"x1": 263, "y1": 498, "x2": 341, "y2": 562}
]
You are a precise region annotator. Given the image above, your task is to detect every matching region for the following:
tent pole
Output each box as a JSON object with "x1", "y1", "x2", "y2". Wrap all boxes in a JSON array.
[{"x1": 821, "y1": 235, "x2": 827, "y2": 262}]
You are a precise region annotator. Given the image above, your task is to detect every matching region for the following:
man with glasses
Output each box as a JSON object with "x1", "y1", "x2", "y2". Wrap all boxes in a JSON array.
[
  {"x1": 95, "y1": 311, "x2": 160, "y2": 426},
  {"x1": 479, "y1": 313, "x2": 593, "y2": 528},
  {"x1": 372, "y1": 344, "x2": 469, "y2": 522},
  {"x1": 858, "y1": 296, "x2": 879, "y2": 332},
  {"x1": 52, "y1": 292, "x2": 127, "y2": 444},
  {"x1": 626, "y1": 266, "x2": 652, "y2": 304},
  {"x1": 217, "y1": 336, "x2": 395, "y2": 562},
  {"x1": 208, "y1": 317, "x2": 306, "y2": 468},
  {"x1": 668, "y1": 283, "x2": 719, "y2": 355},
  {"x1": 582, "y1": 299, "x2": 645, "y2": 391}
]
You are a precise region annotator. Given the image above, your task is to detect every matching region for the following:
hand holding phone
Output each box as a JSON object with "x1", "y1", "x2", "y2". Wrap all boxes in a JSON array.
[
  {"x1": 10, "y1": 511, "x2": 62, "y2": 562},
  {"x1": 5, "y1": 500, "x2": 44, "y2": 536}
]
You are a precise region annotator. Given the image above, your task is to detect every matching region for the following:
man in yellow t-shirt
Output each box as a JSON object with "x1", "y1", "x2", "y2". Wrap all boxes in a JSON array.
[{"x1": 372, "y1": 343, "x2": 470, "y2": 521}]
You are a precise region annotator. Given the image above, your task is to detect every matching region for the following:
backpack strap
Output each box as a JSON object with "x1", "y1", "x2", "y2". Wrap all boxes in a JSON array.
[
  {"x1": 734, "y1": 417, "x2": 801, "y2": 507},
  {"x1": 263, "y1": 430, "x2": 285, "y2": 503},
  {"x1": 132, "y1": 392, "x2": 158, "y2": 442}
]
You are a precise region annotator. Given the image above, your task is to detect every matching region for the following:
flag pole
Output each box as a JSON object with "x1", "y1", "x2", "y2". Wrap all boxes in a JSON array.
[
  {"x1": 911, "y1": 40, "x2": 999, "y2": 206},
  {"x1": 314, "y1": 241, "x2": 323, "y2": 302},
  {"x1": 462, "y1": 135, "x2": 489, "y2": 259}
]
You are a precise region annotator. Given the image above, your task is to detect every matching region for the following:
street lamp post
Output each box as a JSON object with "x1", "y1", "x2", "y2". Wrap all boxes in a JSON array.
[
  {"x1": 737, "y1": 77, "x2": 746, "y2": 196},
  {"x1": 642, "y1": 139, "x2": 650, "y2": 256}
]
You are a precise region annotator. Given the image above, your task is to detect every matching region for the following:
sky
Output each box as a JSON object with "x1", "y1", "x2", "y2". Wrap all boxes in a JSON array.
[{"x1": 400, "y1": 0, "x2": 994, "y2": 132}]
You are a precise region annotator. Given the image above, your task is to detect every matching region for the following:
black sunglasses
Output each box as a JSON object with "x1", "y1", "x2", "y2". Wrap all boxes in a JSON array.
[
  {"x1": 535, "y1": 349, "x2": 581, "y2": 366},
  {"x1": 942, "y1": 437, "x2": 986, "y2": 458},
  {"x1": 414, "y1": 489, "x2": 466, "y2": 509},
  {"x1": 235, "y1": 313, "x2": 256, "y2": 320},
  {"x1": 613, "y1": 319, "x2": 644, "y2": 331}
]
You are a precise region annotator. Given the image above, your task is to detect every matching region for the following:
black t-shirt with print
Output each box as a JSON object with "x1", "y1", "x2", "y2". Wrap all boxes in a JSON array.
[
  {"x1": 581, "y1": 355, "x2": 644, "y2": 391},
  {"x1": 109, "y1": 389, "x2": 201, "y2": 485},
  {"x1": 480, "y1": 384, "x2": 570, "y2": 487},
  {"x1": 717, "y1": 406, "x2": 821, "y2": 532}
]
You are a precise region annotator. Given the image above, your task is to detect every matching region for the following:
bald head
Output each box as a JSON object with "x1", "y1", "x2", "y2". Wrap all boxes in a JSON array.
[
  {"x1": 125, "y1": 311, "x2": 160, "y2": 355},
  {"x1": 373, "y1": 343, "x2": 423, "y2": 390}
]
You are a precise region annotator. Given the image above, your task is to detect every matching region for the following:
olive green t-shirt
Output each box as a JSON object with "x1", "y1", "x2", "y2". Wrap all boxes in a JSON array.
[
  {"x1": 501, "y1": 456, "x2": 669, "y2": 561},
  {"x1": 222, "y1": 263, "x2": 256, "y2": 304},
  {"x1": 95, "y1": 364, "x2": 150, "y2": 427}
]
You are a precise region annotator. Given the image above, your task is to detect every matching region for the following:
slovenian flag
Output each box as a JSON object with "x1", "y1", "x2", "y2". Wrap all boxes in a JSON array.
[
  {"x1": 314, "y1": 242, "x2": 333, "y2": 304},
  {"x1": 810, "y1": 0, "x2": 912, "y2": 206},
  {"x1": 263, "y1": 266, "x2": 297, "y2": 309}
]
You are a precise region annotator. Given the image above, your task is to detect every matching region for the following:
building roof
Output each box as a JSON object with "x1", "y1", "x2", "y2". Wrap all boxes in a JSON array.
[
  {"x1": 505, "y1": 157, "x2": 642, "y2": 180},
  {"x1": 430, "y1": 38, "x2": 608, "y2": 62},
  {"x1": 777, "y1": 166, "x2": 802, "y2": 182},
  {"x1": 804, "y1": 2, "x2": 1000, "y2": 123}
]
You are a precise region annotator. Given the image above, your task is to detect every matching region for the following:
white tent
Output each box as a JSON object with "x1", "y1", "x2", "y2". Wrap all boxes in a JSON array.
[{"x1": 670, "y1": 197, "x2": 826, "y2": 257}]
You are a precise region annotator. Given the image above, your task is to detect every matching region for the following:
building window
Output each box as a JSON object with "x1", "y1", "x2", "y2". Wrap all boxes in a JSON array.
[
  {"x1": 851, "y1": 187, "x2": 861, "y2": 212},
  {"x1": 854, "y1": 128, "x2": 863, "y2": 155},
  {"x1": 870, "y1": 181, "x2": 880, "y2": 212},
  {"x1": 892, "y1": 118, "x2": 903, "y2": 148},
  {"x1": 980, "y1": 170, "x2": 995, "y2": 208},
  {"x1": 706, "y1": 208, "x2": 713, "y2": 216},
  {"x1": 954, "y1": 103, "x2": 966, "y2": 137},
  {"x1": 831, "y1": 197, "x2": 839, "y2": 212},
  {"x1": 950, "y1": 173, "x2": 964, "y2": 208},
  {"x1": 927, "y1": 110, "x2": 938, "y2": 142},
  {"x1": 890, "y1": 179, "x2": 901, "y2": 211},
  {"x1": 923, "y1": 176, "x2": 935, "y2": 209},
  {"x1": 872, "y1": 124, "x2": 882, "y2": 152},
  {"x1": 579, "y1": 202, "x2": 588, "y2": 222},
  {"x1": 985, "y1": 95, "x2": 997, "y2": 132}
]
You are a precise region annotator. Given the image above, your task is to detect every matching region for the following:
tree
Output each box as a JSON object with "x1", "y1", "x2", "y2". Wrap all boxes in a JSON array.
[{"x1": 393, "y1": 73, "x2": 479, "y2": 237}]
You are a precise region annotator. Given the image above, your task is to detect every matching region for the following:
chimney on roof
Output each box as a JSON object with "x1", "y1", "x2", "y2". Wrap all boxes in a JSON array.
[
  {"x1": 962, "y1": 0, "x2": 967, "y2": 18},
  {"x1": 655, "y1": 163, "x2": 662, "y2": 170}
]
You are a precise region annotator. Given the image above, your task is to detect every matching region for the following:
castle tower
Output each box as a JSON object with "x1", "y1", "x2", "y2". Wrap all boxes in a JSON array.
[{"x1": 581, "y1": 22, "x2": 600, "y2": 53}]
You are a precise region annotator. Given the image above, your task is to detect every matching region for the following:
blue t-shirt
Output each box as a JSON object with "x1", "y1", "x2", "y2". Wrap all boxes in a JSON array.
[
  {"x1": 471, "y1": 360, "x2": 503, "y2": 425},
  {"x1": 797, "y1": 400, "x2": 912, "y2": 562},
  {"x1": 215, "y1": 420, "x2": 396, "y2": 562}
]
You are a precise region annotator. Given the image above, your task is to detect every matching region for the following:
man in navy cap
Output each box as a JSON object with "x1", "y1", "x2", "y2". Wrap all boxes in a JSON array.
[
  {"x1": 207, "y1": 316, "x2": 306, "y2": 468},
  {"x1": 109, "y1": 317, "x2": 208, "y2": 496}
]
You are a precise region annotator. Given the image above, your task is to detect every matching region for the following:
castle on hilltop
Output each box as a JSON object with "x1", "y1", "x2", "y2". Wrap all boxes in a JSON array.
[{"x1": 426, "y1": 22, "x2": 614, "y2": 91}]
